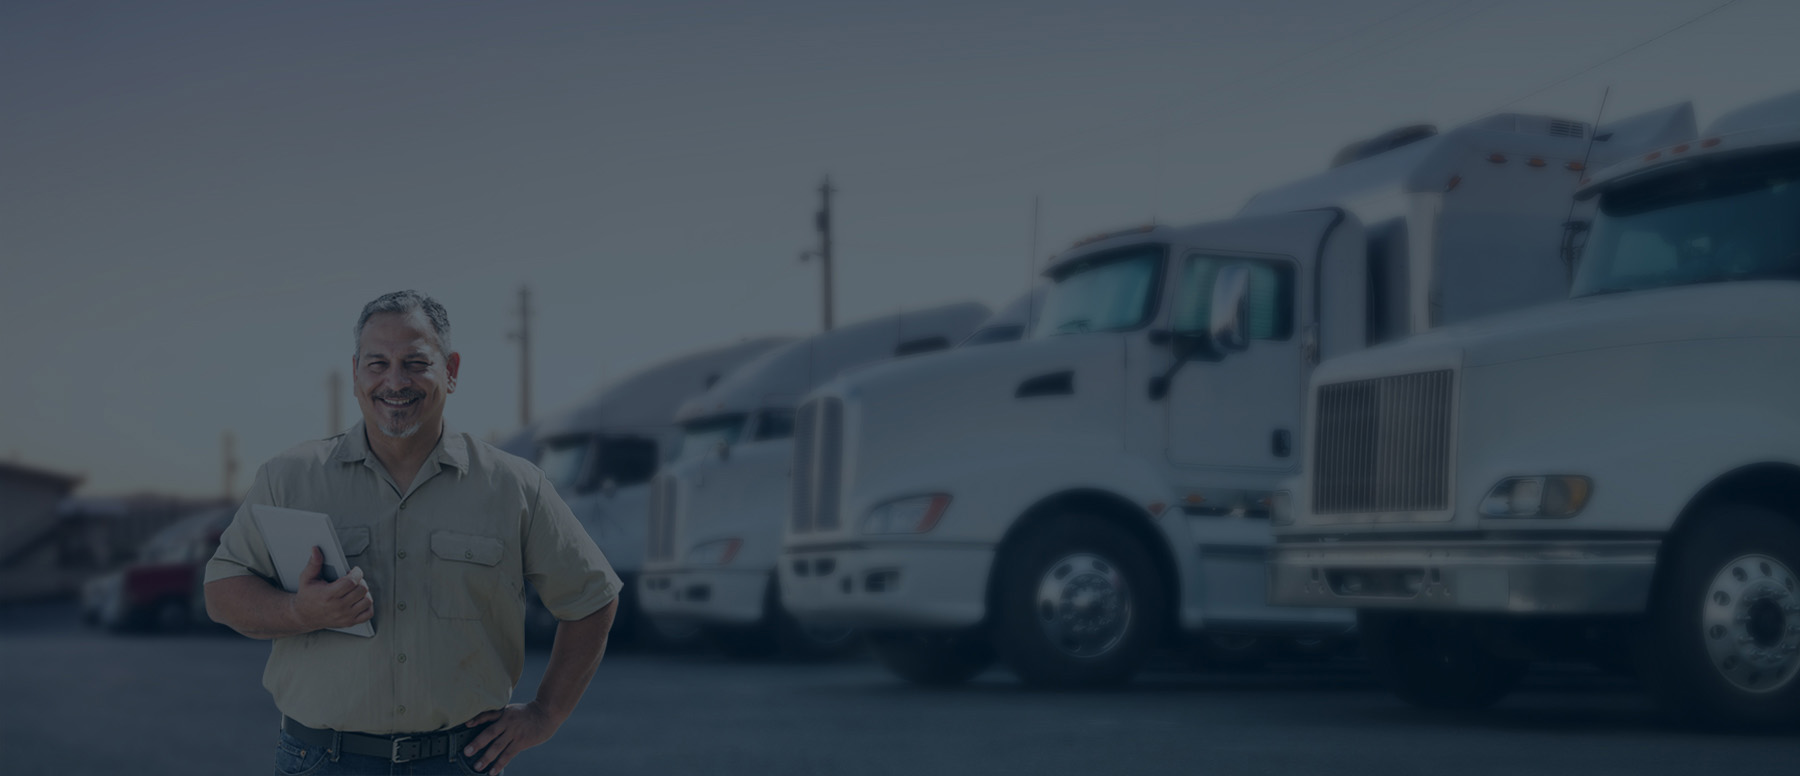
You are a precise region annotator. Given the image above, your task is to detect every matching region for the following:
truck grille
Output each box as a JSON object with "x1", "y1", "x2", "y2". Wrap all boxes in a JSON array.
[
  {"x1": 1312, "y1": 370, "x2": 1454, "y2": 514},
  {"x1": 790, "y1": 397, "x2": 845, "y2": 533},
  {"x1": 648, "y1": 474, "x2": 677, "y2": 561}
]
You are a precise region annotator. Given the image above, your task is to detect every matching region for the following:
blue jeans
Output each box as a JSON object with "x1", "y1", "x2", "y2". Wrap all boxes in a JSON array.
[{"x1": 275, "y1": 730, "x2": 501, "y2": 775}]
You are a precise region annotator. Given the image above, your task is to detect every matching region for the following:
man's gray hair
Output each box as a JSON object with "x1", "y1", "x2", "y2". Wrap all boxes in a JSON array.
[{"x1": 354, "y1": 290, "x2": 453, "y2": 358}]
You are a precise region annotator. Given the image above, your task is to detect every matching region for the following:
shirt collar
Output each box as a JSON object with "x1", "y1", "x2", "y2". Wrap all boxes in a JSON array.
[{"x1": 330, "y1": 420, "x2": 469, "y2": 474}]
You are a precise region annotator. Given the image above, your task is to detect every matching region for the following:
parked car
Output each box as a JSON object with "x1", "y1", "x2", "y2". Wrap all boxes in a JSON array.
[{"x1": 81, "y1": 507, "x2": 234, "y2": 632}]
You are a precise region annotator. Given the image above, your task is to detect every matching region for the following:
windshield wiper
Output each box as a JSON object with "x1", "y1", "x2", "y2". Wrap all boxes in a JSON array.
[{"x1": 1055, "y1": 318, "x2": 1091, "y2": 333}]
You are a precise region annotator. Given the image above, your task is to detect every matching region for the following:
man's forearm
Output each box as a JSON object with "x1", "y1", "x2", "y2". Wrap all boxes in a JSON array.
[
  {"x1": 204, "y1": 575, "x2": 308, "y2": 639},
  {"x1": 532, "y1": 598, "x2": 617, "y2": 724}
]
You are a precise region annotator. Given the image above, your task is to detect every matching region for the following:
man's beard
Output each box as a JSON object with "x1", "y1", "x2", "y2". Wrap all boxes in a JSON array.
[
  {"x1": 377, "y1": 419, "x2": 423, "y2": 439},
  {"x1": 372, "y1": 390, "x2": 426, "y2": 439}
]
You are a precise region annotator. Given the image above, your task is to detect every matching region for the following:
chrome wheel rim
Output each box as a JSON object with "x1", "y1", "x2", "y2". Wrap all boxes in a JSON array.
[
  {"x1": 1034, "y1": 553, "x2": 1132, "y2": 658},
  {"x1": 801, "y1": 624, "x2": 856, "y2": 649},
  {"x1": 1701, "y1": 553, "x2": 1800, "y2": 694}
]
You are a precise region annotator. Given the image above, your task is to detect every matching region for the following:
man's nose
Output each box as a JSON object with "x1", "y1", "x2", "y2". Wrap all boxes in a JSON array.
[{"x1": 378, "y1": 370, "x2": 414, "y2": 391}]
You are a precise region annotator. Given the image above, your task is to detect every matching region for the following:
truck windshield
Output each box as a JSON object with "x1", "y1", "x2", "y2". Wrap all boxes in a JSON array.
[
  {"x1": 672, "y1": 415, "x2": 746, "y2": 461},
  {"x1": 1573, "y1": 150, "x2": 1800, "y2": 297},
  {"x1": 1035, "y1": 245, "x2": 1164, "y2": 337},
  {"x1": 538, "y1": 437, "x2": 591, "y2": 493}
]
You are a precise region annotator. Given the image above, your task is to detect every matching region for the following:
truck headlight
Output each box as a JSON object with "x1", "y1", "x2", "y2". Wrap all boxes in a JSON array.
[
  {"x1": 686, "y1": 538, "x2": 742, "y2": 566},
  {"x1": 1479, "y1": 476, "x2": 1591, "y2": 518},
  {"x1": 863, "y1": 494, "x2": 951, "y2": 535},
  {"x1": 1270, "y1": 490, "x2": 1294, "y2": 527}
]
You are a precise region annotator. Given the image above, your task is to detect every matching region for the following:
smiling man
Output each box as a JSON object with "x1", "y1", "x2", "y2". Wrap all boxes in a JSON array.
[{"x1": 204, "y1": 290, "x2": 620, "y2": 775}]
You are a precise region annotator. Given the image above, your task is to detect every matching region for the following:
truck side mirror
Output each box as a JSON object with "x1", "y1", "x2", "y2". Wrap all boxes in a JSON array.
[
  {"x1": 1561, "y1": 220, "x2": 1591, "y2": 279},
  {"x1": 1209, "y1": 263, "x2": 1252, "y2": 355}
]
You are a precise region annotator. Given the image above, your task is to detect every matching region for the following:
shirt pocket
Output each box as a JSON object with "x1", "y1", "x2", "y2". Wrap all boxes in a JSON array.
[
  {"x1": 430, "y1": 530, "x2": 507, "y2": 620},
  {"x1": 336, "y1": 526, "x2": 371, "y2": 559}
]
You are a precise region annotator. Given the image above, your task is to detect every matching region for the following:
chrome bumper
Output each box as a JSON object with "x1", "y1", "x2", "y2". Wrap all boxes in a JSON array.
[{"x1": 1269, "y1": 536, "x2": 1661, "y2": 614}]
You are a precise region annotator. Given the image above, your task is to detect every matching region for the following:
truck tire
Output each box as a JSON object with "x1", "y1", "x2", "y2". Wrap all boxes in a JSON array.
[
  {"x1": 153, "y1": 599, "x2": 189, "y2": 633},
  {"x1": 868, "y1": 630, "x2": 994, "y2": 685},
  {"x1": 523, "y1": 597, "x2": 560, "y2": 649},
  {"x1": 710, "y1": 581, "x2": 859, "y2": 661},
  {"x1": 992, "y1": 517, "x2": 1164, "y2": 688},
  {"x1": 1185, "y1": 632, "x2": 1271, "y2": 672},
  {"x1": 1644, "y1": 504, "x2": 1800, "y2": 730},
  {"x1": 1360, "y1": 611, "x2": 1523, "y2": 710}
]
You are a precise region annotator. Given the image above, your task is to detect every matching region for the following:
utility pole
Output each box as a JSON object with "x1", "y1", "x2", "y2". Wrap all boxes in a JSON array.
[
  {"x1": 327, "y1": 370, "x2": 342, "y2": 435},
  {"x1": 222, "y1": 431, "x2": 238, "y2": 501},
  {"x1": 799, "y1": 176, "x2": 836, "y2": 331},
  {"x1": 508, "y1": 286, "x2": 533, "y2": 426}
]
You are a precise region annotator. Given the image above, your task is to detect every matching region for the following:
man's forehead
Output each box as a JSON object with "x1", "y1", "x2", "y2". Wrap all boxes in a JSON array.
[{"x1": 358, "y1": 312, "x2": 445, "y2": 357}]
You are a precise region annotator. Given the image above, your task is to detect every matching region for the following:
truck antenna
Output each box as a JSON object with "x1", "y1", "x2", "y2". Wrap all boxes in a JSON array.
[{"x1": 1561, "y1": 86, "x2": 1610, "y2": 280}]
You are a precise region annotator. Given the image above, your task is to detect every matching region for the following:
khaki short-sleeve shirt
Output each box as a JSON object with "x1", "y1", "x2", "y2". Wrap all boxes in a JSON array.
[{"x1": 205, "y1": 421, "x2": 619, "y2": 734}]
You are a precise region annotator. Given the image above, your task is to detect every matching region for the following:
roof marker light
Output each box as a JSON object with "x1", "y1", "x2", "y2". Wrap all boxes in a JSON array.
[
  {"x1": 1701, "y1": 137, "x2": 1722, "y2": 148},
  {"x1": 1645, "y1": 151, "x2": 1662, "y2": 161},
  {"x1": 1527, "y1": 157, "x2": 1546, "y2": 168},
  {"x1": 1566, "y1": 161, "x2": 1586, "y2": 172},
  {"x1": 1673, "y1": 143, "x2": 1691, "y2": 153},
  {"x1": 1486, "y1": 153, "x2": 1506, "y2": 164},
  {"x1": 1445, "y1": 174, "x2": 1462, "y2": 192}
]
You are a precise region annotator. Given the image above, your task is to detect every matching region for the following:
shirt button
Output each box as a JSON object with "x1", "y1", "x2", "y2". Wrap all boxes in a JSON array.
[
  {"x1": 464, "y1": 551, "x2": 473, "y2": 559},
  {"x1": 399, "y1": 502, "x2": 408, "y2": 510},
  {"x1": 397, "y1": 705, "x2": 406, "y2": 715},
  {"x1": 397, "y1": 602, "x2": 407, "y2": 612},
  {"x1": 398, "y1": 653, "x2": 407, "y2": 663},
  {"x1": 398, "y1": 551, "x2": 407, "y2": 560}
]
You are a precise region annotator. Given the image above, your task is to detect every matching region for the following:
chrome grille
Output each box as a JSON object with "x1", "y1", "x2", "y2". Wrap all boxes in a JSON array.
[
  {"x1": 1312, "y1": 370, "x2": 1453, "y2": 514},
  {"x1": 790, "y1": 397, "x2": 845, "y2": 533},
  {"x1": 648, "y1": 474, "x2": 677, "y2": 561}
]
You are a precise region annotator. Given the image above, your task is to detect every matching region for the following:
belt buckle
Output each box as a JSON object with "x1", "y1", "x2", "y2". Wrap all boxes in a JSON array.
[{"x1": 391, "y1": 736, "x2": 421, "y2": 763}]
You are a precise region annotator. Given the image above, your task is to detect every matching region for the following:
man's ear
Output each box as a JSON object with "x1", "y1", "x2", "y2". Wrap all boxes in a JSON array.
[{"x1": 445, "y1": 351, "x2": 461, "y2": 392}]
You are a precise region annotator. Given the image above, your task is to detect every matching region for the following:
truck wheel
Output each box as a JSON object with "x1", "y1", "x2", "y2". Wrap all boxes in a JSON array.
[
  {"x1": 711, "y1": 581, "x2": 859, "y2": 660},
  {"x1": 153, "y1": 599, "x2": 189, "y2": 633},
  {"x1": 776, "y1": 615, "x2": 858, "y2": 660},
  {"x1": 1645, "y1": 504, "x2": 1800, "y2": 730},
  {"x1": 1360, "y1": 611, "x2": 1522, "y2": 710},
  {"x1": 992, "y1": 517, "x2": 1164, "y2": 688},
  {"x1": 708, "y1": 624, "x2": 778, "y2": 658},
  {"x1": 523, "y1": 597, "x2": 560, "y2": 649},
  {"x1": 1186, "y1": 632, "x2": 1270, "y2": 672},
  {"x1": 868, "y1": 630, "x2": 994, "y2": 685}
]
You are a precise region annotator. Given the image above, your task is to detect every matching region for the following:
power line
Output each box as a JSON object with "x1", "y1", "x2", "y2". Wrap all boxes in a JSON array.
[
  {"x1": 913, "y1": 0, "x2": 1461, "y2": 186},
  {"x1": 1484, "y1": 0, "x2": 1745, "y2": 114}
]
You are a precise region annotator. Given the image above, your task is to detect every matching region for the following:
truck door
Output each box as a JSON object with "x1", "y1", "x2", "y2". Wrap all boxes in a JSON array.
[{"x1": 1161, "y1": 210, "x2": 1352, "y2": 472}]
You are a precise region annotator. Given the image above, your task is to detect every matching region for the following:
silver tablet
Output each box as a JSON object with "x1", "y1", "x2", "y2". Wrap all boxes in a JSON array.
[{"x1": 248, "y1": 504, "x2": 375, "y2": 638}]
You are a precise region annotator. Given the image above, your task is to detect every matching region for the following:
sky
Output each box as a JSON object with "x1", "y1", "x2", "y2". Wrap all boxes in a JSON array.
[{"x1": 3, "y1": 0, "x2": 1796, "y2": 497}]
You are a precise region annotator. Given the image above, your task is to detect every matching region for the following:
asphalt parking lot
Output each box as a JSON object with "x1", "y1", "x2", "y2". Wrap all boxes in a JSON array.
[{"x1": 1, "y1": 602, "x2": 1794, "y2": 775}]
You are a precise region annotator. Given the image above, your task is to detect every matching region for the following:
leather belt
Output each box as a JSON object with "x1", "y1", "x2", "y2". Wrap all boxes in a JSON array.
[{"x1": 282, "y1": 716, "x2": 480, "y2": 764}]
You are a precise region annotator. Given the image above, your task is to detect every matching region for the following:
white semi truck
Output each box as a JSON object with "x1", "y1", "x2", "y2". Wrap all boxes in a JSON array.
[
  {"x1": 962, "y1": 287, "x2": 1045, "y2": 347},
  {"x1": 1269, "y1": 90, "x2": 1800, "y2": 728},
  {"x1": 523, "y1": 337, "x2": 792, "y2": 646},
  {"x1": 778, "y1": 107, "x2": 1692, "y2": 687},
  {"x1": 638, "y1": 303, "x2": 989, "y2": 656}
]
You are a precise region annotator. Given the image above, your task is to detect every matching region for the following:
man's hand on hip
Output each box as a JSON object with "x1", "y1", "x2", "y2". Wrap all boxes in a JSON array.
[
  {"x1": 290, "y1": 546, "x2": 372, "y2": 632},
  {"x1": 462, "y1": 702, "x2": 559, "y2": 773}
]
